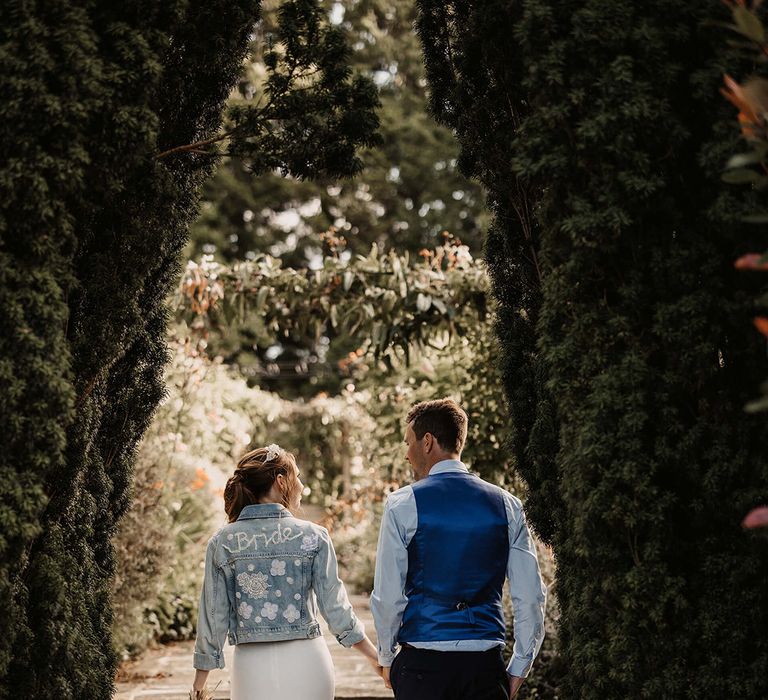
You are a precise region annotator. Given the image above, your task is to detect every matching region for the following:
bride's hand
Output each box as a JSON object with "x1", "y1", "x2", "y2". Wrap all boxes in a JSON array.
[
  {"x1": 353, "y1": 635, "x2": 385, "y2": 678},
  {"x1": 364, "y1": 654, "x2": 384, "y2": 676}
]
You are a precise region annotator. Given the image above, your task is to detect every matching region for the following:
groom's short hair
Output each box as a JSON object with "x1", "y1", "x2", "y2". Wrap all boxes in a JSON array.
[{"x1": 406, "y1": 398, "x2": 468, "y2": 454}]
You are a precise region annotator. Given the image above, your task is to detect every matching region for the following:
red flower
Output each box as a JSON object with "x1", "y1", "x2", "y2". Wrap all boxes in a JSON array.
[
  {"x1": 721, "y1": 75, "x2": 768, "y2": 139},
  {"x1": 743, "y1": 506, "x2": 768, "y2": 529},
  {"x1": 735, "y1": 253, "x2": 768, "y2": 270},
  {"x1": 753, "y1": 317, "x2": 768, "y2": 336}
]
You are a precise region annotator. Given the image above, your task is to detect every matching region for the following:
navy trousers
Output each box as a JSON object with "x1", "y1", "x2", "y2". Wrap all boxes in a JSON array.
[{"x1": 390, "y1": 645, "x2": 511, "y2": 700}]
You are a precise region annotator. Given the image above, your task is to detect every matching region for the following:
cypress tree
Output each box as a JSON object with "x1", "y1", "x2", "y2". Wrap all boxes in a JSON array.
[
  {"x1": 0, "y1": 1, "x2": 378, "y2": 697},
  {"x1": 417, "y1": 1, "x2": 768, "y2": 697}
]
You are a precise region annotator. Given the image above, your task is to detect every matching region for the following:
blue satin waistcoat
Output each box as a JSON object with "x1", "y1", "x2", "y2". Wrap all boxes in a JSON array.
[{"x1": 398, "y1": 471, "x2": 509, "y2": 643}]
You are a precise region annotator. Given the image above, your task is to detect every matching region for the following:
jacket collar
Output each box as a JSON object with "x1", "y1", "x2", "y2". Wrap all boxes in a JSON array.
[
  {"x1": 427, "y1": 459, "x2": 469, "y2": 476},
  {"x1": 237, "y1": 503, "x2": 291, "y2": 520}
]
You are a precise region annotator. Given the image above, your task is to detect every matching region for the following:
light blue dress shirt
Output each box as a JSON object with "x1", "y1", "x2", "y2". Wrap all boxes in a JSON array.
[{"x1": 370, "y1": 460, "x2": 547, "y2": 678}]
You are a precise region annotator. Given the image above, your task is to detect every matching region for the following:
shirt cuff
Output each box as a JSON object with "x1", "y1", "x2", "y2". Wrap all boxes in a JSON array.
[
  {"x1": 193, "y1": 650, "x2": 225, "y2": 670},
  {"x1": 506, "y1": 655, "x2": 533, "y2": 678},
  {"x1": 335, "y1": 619, "x2": 366, "y2": 648},
  {"x1": 378, "y1": 651, "x2": 395, "y2": 667}
]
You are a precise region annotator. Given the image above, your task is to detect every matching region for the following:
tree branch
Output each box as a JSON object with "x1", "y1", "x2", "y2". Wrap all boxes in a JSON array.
[{"x1": 155, "y1": 131, "x2": 233, "y2": 159}]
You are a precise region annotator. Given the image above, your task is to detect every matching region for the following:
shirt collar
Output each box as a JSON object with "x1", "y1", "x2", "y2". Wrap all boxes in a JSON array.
[
  {"x1": 427, "y1": 459, "x2": 469, "y2": 476},
  {"x1": 237, "y1": 503, "x2": 291, "y2": 520}
]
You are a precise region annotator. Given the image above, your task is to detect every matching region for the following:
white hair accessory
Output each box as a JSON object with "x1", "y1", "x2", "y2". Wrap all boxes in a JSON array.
[{"x1": 264, "y1": 444, "x2": 281, "y2": 462}]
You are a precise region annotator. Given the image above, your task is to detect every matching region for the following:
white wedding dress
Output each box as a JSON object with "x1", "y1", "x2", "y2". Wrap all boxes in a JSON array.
[{"x1": 231, "y1": 636, "x2": 334, "y2": 700}]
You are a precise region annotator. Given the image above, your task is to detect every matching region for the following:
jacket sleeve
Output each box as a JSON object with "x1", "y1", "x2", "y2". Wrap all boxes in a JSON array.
[
  {"x1": 311, "y1": 527, "x2": 366, "y2": 648},
  {"x1": 193, "y1": 534, "x2": 230, "y2": 670}
]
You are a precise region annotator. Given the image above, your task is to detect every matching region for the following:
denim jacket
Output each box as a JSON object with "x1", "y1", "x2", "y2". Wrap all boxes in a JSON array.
[{"x1": 193, "y1": 503, "x2": 365, "y2": 670}]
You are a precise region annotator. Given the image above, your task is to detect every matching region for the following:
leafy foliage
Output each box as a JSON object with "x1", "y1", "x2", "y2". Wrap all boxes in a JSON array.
[{"x1": 224, "y1": 0, "x2": 382, "y2": 179}]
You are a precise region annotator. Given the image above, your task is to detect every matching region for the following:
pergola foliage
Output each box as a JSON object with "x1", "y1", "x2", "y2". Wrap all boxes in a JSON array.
[{"x1": 174, "y1": 239, "x2": 489, "y2": 365}]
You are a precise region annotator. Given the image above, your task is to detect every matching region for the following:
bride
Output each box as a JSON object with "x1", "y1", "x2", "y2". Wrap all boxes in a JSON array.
[{"x1": 190, "y1": 444, "x2": 382, "y2": 700}]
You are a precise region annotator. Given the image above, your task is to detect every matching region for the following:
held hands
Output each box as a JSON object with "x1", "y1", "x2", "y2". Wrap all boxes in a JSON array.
[
  {"x1": 382, "y1": 665, "x2": 392, "y2": 689},
  {"x1": 362, "y1": 652, "x2": 384, "y2": 676},
  {"x1": 353, "y1": 636, "x2": 386, "y2": 684}
]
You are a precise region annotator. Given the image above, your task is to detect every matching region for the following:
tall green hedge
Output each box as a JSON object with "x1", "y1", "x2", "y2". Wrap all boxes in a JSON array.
[
  {"x1": 0, "y1": 1, "x2": 378, "y2": 697},
  {"x1": 0, "y1": 2, "x2": 256, "y2": 696},
  {"x1": 417, "y1": 1, "x2": 768, "y2": 697}
]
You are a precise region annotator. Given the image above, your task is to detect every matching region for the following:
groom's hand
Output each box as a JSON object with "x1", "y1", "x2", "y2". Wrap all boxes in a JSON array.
[
  {"x1": 382, "y1": 665, "x2": 392, "y2": 689},
  {"x1": 509, "y1": 674, "x2": 524, "y2": 697}
]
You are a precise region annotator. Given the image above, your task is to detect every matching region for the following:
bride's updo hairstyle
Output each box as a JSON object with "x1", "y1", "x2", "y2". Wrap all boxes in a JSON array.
[{"x1": 224, "y1": 445, "x2": 301, "y2": 522}]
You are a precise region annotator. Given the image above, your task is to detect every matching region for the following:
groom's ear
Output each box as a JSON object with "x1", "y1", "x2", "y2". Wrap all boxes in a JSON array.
[{"x1": 423, "y1": 432, "x2": 433, "y2": 452}]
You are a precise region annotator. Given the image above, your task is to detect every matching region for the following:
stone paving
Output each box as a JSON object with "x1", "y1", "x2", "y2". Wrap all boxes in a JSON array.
[{"x1": 114, "y1": 594, "x2": 392, "y2": 700}]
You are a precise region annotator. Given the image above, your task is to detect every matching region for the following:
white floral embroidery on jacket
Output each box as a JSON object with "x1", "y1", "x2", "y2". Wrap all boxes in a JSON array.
[
  {"x1": 270, "y1": 559, "x2": 286, "y2": 576},
  {"x1": 260, "y1": 602, "x2": 279, "y2": 620},
  {"x1": 283, "y1": 604, "x2": 301, "y2": 623},
  {"x1": 237, "y1": 571, "x2": 271, "y2": 599},
  {"x1": 300, "y1": 533, "x2": 319, "y2": 551},
  {"x1": 238, "y1": 602, "x2": 253, "y2": 619}
]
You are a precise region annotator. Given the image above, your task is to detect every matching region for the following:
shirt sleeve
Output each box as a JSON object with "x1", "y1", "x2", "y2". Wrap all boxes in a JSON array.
[
  {"x1": 370, "y1": 488, "x2": 415, "y2": 667},
  {"x1": 311, "y1": 527, "x2": 366, "y2": 648},
  {"x1": 193, "y1": 535, "x2": 230, "y2": 670},
  {"x1": 504, "y1": 495, "x2": 548, "y2": 678}
]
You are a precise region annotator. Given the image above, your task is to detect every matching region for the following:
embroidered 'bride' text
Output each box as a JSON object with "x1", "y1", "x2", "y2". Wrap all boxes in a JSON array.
[{"x1": 223, "y1": 524, "x2": 304, "y2": 554}]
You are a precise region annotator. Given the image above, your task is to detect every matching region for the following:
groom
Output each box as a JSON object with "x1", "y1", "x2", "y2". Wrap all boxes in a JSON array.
[{"x1": 371, "y1": 398, "x2": 547, "y2": 699}]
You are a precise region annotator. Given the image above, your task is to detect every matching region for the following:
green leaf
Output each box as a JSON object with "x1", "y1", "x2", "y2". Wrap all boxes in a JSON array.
[
  {"x1": 371, "y1": 322, "x2": 383, "y2": 347},
  {"x1": 722, "y1": 168, "x2": 762, "y2": 184},
  {"x1": 223, "y1": 295, "x2": 236, "y2": 325},
  {"x1": 755, "y1": 175, "x2": 768, "y2": 191},
  {"x1": 431, "y1": 298, "x2": 448, "y2": 314},
  {"x1": 734, "y1": 7, "x2": 765, "y2": 43},
  {"x1": 741, "y1": 213, "x2": 768, "y2": 223},
  {"x1": 726, "y1": 151, "x2": 765, "y2": 169},
  {"x1": 745, "y1": 394, "x2": 768, "y2": 413},
  {"x1": 255, "y1": 285, "x2": 270, "y2": 312}
]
